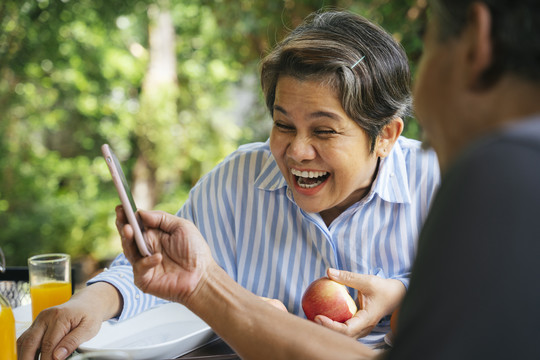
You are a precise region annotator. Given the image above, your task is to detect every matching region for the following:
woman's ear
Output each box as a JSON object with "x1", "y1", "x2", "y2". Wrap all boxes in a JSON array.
[{"x1": 375, "y1": 117, "x2": 404, "y2": 158}]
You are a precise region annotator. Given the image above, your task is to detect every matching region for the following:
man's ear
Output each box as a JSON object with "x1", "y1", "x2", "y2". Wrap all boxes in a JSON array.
[
  {"x1": 464, "y1": 2, "x2": 494, "y2": 90},
  {"x1": 375, "y1": 117, "x2": 404, "y2": 158}
]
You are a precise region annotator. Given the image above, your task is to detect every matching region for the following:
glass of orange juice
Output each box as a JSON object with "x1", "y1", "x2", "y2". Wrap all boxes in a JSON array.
[
  {"x1": 0, "y1": 294, "x2": 17, "y2": 360},
  {"x1": 1, "y1": 247, "x2": 17, "y2": 360},
  {"x1": 28, "y1": 253, "x2": 72, "y2": 321}
]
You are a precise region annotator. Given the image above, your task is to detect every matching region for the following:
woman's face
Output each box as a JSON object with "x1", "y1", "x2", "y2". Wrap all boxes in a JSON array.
[{"x1": 269, "y1": 76, "x2": 379, "y2": 223}]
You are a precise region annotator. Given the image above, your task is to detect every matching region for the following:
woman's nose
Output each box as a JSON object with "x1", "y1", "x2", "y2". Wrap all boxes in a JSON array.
[{"x1": 287, "y1": 136, "x2": 317, "y2": 162}]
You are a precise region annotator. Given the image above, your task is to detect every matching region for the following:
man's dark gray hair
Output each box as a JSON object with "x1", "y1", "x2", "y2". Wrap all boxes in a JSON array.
[
  {"x1": 260, "y1": 10, "x2": 411, "y2": 152},
  {"x1": 430, "y1": 0, "x2": 540, "y2": 87}
]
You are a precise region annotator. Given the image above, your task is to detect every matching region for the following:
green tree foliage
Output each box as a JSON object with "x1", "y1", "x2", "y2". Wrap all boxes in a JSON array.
[{"x1": 0, "y1": 0, "x2": 426, "y2": 266}]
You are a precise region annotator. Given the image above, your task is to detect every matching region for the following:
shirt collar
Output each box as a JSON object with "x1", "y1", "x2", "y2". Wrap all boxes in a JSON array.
[
  {"x1": 372, "y1": 138, "x2": 412, "y2": 204},
  {"x1": 254, "y1": 138, "x2": 412, "y2": 204},
  {"x1": 254, "y1": 152, "x2": 288, "y2": 191}
]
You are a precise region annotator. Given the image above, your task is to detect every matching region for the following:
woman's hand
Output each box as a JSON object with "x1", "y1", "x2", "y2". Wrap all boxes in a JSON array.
[
  {"x1": 259, "y1": 297, "x2": 288, "y2": 312},
  {"x1": 17, "y1": 282, "x2": 121, "y2": 360},
  {"x1": 313, "y1": 268, "x2": 405, "y2": 339},
  {"x1": 116, "y1": 206, "x2": 214, "y2": 306}
]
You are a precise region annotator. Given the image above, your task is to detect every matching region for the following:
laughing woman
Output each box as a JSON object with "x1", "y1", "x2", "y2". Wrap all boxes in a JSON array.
[
  {"x1": 94, "y1": 10, "x2": 440, "y2": 344},
  {"x1": 19, "y1": 10, "x2": 440, "y2": 359}
]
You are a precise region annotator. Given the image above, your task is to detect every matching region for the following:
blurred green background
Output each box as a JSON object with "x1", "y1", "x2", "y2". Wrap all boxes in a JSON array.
[{"x1": 0, "y1": 0, "x2": 426, "y2": 277}]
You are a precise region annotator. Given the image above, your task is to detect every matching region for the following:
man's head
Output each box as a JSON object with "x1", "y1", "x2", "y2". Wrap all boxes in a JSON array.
[
  {"x1": 260, "y1": 10, "x2": 411, "y2": 152},
  {"x1": 430, "y1": 0, "x2": 540, "y2": 87},
  {"x1": 414, "y1": 0, "x2": 540, "y2": 170}
]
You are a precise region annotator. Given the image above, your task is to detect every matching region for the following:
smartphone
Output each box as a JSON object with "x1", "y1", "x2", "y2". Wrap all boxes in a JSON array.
[{"x1": 101, "y1": 144, "x2": 152, "y2": 257}]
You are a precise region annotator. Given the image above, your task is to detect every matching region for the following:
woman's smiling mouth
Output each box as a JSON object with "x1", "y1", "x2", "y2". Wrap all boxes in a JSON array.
[{"x1": 290, "y1": 168, "x2": 330, "y2": 189}]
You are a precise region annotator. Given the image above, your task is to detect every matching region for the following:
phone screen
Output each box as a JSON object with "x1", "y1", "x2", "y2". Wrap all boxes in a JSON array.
[
  {"x1": 102, "y1": 144, "x2": 152, "y2": 256},
  {"x1": 107, "y1": 150, "x2": 138, "y2": 214}
]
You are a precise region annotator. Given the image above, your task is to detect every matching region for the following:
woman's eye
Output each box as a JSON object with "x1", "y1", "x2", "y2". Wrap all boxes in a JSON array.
[
  {"x1": 274, "y1": 122, "x2": 294, "y2": 131},
  {"x1": 315, "y1": 129, "x2": 337, "y2": 136}
]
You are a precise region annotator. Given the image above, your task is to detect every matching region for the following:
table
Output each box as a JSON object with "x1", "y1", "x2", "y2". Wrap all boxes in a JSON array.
[
  {"x1": 177, "y1": 338, "x2": 239, "y2": 359},
  {"x1": 15, "y1": 304, "x2": 387, "y2": 359}
]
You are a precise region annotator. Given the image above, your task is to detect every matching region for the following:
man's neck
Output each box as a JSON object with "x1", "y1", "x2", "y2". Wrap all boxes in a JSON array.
[{"x1": 439, "y1": 76, "x2": 540, "y2": 172}]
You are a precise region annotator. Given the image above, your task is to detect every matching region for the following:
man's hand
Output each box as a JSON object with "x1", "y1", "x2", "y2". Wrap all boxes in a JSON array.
[
  {"x1": 313, "y1": 268, "x2": 405, "y2": 339},
  {"x1": 116, "y1": 207, "x2": 214, "y2": 306}
]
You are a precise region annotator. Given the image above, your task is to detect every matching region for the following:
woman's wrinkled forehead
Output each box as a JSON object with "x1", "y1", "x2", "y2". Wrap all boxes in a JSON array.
[
  {"x1": 276, "y1": 73, "x2": 340, "y2": 93},
  {"x1": 274, "y1": 72, "x2": 343, "y2": 103}
]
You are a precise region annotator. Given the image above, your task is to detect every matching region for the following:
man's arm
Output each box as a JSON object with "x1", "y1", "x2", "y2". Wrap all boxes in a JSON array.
[
  {"x1": 190, "y1": 261, "x2": 379, "y2": 360},
  {"x1": 119, "y1": 208, "x2": 378, "y2": 360}
]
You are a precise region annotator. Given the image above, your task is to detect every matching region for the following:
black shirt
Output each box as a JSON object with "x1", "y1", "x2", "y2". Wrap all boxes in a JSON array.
[{"x1": 388, "y1": 116, "x2": 540, "y2": 359}]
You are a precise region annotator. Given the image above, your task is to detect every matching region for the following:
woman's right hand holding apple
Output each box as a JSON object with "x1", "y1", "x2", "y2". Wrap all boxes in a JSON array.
[{"x1": 314, "y1": 268, "x2": 405, "y2": 339}]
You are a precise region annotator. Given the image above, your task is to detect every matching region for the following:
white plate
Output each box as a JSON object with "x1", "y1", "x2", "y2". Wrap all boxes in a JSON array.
[{"x1": 78, "y1": 302, "x2": 215, "y2": 360}]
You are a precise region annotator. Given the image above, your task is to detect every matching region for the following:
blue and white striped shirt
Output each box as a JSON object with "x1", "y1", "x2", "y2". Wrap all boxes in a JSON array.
[{"x1": 90, "y1": 137, "x2": 440, "y2": 343}]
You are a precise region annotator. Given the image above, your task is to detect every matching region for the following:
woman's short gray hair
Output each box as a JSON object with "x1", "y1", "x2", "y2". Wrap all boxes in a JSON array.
[{"x1": 260, "y1": 10, "x2": 411, "y2": 152}]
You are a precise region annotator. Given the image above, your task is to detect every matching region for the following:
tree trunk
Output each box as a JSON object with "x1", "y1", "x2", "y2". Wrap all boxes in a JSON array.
[{"x1": 133, "y1": 2, "x2": 178, "y2": 209}]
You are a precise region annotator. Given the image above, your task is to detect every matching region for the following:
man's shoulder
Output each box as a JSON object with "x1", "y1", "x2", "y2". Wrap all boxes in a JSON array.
[
  {"x1": 465, "y1": 116, "x2": 540, "y2": 165},
  {"x1": 447, "y1": 117, "x2": 540, "y2": 197},
  {"x1": 500, "y1": 115, "x2": 540, "y2": 149}
]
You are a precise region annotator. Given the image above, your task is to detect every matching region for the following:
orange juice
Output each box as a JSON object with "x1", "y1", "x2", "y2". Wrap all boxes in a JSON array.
[
  {"x1": 0, "y1": 302, "x2": 16, "y2": 360},
  {"x1": 30, "y1": 281, "x2": 72, "y2": 320}
]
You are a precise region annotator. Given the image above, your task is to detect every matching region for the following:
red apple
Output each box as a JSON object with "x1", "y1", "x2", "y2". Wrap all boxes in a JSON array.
[{"x1": 301, "y1": 277, "x2": 357, "y2": 323}]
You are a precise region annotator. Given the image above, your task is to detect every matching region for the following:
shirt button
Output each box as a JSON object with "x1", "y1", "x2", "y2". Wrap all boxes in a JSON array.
[{"x1": 135, "y1": 294, "x2": 140, "y2": 300}]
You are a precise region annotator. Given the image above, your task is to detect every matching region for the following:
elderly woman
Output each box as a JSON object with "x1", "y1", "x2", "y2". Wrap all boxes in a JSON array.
[
  {"x1": 120, "y1": 1, "x2": 540, "y2": 359},
  {"x1": 18, "y1": 10, "x2": 439, "y2": 360}
]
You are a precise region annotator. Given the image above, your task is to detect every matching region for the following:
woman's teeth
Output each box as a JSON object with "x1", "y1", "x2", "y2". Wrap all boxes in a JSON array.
[{"x1": 290, "y1": 169, "x2": 329, "y2": 189}]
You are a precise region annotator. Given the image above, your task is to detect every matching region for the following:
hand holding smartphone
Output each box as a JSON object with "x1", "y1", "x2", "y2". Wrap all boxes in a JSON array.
[{"x1": 101, "y1": 144, "x2": 152, "y2": 257}]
